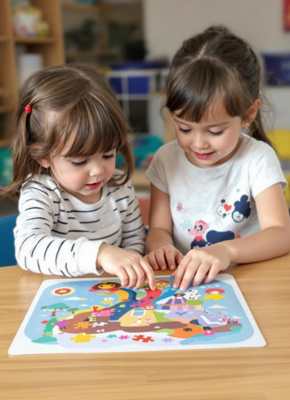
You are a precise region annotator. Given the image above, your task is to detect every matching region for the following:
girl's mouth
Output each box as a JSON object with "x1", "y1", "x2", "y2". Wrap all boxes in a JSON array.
[
  {"x1": 194, "y1": 151, "x2": 214, "y2": 160},
  {"x1": 86, "y1": 182, "x2": 101, "y2": 189}
]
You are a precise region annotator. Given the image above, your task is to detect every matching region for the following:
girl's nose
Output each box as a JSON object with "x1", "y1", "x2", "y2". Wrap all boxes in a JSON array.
[
  {"x1": 193, "y1": 132, "x2": 208, "y2": 149},
  {"x1": 90, "y1": 161, "x2": 104, "y2": 177}
]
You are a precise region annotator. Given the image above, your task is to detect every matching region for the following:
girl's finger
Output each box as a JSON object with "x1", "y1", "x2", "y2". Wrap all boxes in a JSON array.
[
  {"x1": 116, "y1": 267, "x2": 129, "y2": 288},
  {"x1": 166, "y1": 249, "x2": 178, "y2": 270},
  {"x1": 192, "y1": 261, "x2": 211, "y2": 287},
  {"x1": 173, "y1": 260, "x2": 189, "y2": 288},
  {"x1": 176, "y1": 251, "x2": 184, "y2": 265},
  {"x1": 140, "y1": 259, "x2": 156, "y2": 290},
  {"x1": 131, "y1": 264, "x2": 145, "y2": 290},
  {"x1": 175, "y1": 258, "x2": 200, "y2": 289},
  {"x1": 203, "y1": 261, "x2": 221, "y2": 284},
  {"x1": 123, "y1": 265, "x2": 137, "y2": 288},
  {"x1": 155, "y1": 251, "x2": 169, "y2": 271},
  {"x1": 146, "y1": 253, "x2": 160, "y2": 271}
]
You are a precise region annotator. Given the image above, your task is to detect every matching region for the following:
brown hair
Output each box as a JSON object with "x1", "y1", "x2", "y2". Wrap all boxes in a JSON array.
[
  {"x1": 165, "y1": 25, "x2": 272, "y2": 146},
  {"x1": 2, "y1": 64, "x2": 134, "y2": 199}
]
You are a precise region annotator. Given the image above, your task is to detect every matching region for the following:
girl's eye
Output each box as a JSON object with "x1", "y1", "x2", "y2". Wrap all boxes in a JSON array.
[
  {"x1": 71, "y1": 160, "x2": 87, "y2": 167},
  {"x1": 103, "y1": 153, "x2": 115, "y2": 159},
  {"x1": 178, "y1": 126, "x2": 191, "y2": 133},
  {"x1": 208, "y1": 129, "x2": 224, "y2": 135}
]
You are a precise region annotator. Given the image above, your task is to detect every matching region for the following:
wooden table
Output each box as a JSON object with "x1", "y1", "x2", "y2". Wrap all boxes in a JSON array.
[{"x1": 1, "y1": 254, "x2": 290, "y2": 400}]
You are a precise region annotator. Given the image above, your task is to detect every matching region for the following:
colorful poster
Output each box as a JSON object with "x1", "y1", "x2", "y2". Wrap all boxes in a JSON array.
[{"x1": 8, "y1": 274, "x2": 265, "y2": 355}]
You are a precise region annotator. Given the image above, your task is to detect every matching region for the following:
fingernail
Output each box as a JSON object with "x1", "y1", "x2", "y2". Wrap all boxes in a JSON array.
[
  {"x1": 180, "y1": 285, "x2": 185, "y2": 291},
  {"x1": 173, "y1": 284, "x2": 178, "y2": 289}
]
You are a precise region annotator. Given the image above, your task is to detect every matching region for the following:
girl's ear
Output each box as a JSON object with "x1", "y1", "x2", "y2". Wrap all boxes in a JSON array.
[
  {"x1": 246, "y1": 98, "x2": 262, "y2": 121},
  {"x1": 29, "y1": 143, "x2": 51, "y2": 168},
  {"x1": 36, "y1": 157, "x2": 50, "y2": 169}
]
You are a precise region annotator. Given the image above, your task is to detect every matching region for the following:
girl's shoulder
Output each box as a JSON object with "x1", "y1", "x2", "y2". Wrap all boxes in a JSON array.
[
  {"x1": 108, "y1": 169, "x2": 136, "y2": 195},
  {"x1": 239, "y1": 134, "x2": 276, "y2": 159},
  {"x1": 21, "y1": 174, "x2": 62, "y2": 199}
]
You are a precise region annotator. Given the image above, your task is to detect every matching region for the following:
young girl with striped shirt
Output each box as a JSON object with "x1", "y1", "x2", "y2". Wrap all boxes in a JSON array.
[{"x1": 2, "y1": 64, "x2": 155, "y2": 290}]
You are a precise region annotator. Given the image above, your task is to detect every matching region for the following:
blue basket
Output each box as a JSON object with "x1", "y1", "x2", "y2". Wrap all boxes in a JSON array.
[
  {"x1": 262, "y1": 53, "x2": 290, "y2": 85},
  {"x1": 110, "y1": 60, "x2": 168, "y2": 71},
  {"x1": 116, "y1": 134, "x2": 163, "y2": 169}
]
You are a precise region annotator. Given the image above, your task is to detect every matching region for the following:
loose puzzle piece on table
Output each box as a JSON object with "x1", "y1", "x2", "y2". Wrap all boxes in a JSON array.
[{"x1": 8, "y1": 274, "x2": 266, "y2": 355}]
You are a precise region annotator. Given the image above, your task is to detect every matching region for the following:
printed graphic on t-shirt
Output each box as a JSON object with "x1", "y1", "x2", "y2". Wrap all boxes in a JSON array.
[
  {"x1": 171, "y1": 193, "x2": 251, "y2": 250},
  {"x1": 217, "y1": 195, "x2": 251, "y2": 223}
]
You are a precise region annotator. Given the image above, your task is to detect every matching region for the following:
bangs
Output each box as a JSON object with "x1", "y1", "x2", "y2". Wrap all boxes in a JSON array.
[
  {"x1": 167, "y1": 59, "x2": 245, "y2": 122},
  {"x1": 55, "y1": 97, "x2": 127, "y2": 157}
]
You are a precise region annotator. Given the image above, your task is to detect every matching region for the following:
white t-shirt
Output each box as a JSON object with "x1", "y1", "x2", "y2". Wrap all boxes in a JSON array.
[
  {"x1": 146, "y1": 134, "x2": 287, "y2": 255},
  {"x1": 14, "y1": 171, "x2": 145, "y2": 277}
]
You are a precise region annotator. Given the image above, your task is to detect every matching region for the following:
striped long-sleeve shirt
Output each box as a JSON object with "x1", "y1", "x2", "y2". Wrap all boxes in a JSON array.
[{"x1": 14, "y1": 172, "x2": 146, "y2": 277}]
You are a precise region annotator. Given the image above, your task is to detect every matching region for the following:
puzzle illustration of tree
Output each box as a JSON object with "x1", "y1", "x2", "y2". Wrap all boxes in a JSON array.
[{"x1": 8, "y1": 274, "x2": 265, "y2": 355}]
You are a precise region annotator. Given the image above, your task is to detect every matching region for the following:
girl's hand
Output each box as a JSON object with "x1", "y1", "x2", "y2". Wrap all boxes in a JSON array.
[
  {"x1": 97, "y1": 244, "x2": 155, "y2": 290},
  {"x1": 172, "y1": 245, "x2": 232, "y2": 290},
  {"x1": 145, "y1": 244, "x2": 184, "y2": 271}
]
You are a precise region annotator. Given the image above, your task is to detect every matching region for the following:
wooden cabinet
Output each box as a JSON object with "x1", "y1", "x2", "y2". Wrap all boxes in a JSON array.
[{"x1": 0, "y1": 0, "x2": 64, "y2": 148}]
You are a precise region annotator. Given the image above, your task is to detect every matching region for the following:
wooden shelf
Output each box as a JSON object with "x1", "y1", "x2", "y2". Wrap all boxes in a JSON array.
[
  {"x1": 0, "y1": 0, "x2": 65, "y2": 145},
  {"x1": 0, "y1": 105, "x2": 14, "y2": 114},
  {"x1": 0, "y1": 88, "x2": 9, "y2": 97},
  {"x1": 0, "y1": 138, "x2": 12, "y2": 148},
  {"x1": 14, "y1": 36, "x2": 57, "y2": 45}
]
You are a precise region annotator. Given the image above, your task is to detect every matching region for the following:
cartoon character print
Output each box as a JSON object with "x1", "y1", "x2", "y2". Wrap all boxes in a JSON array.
[
  {"x1": 189, "y1": 220, "x2": 235, "y2": 249},
  {"x1": 217, "y1": 199, "x2": 232, "y2": 218},
  {"x1": 231, "y1": 195, "x2": 251, "y2": 223},
  {"x1": 188, "y1": 220, "x2": 208, "y2": 248},
  {"x1": 217, "y1": 195, "x2": 251, "y2": 224}
]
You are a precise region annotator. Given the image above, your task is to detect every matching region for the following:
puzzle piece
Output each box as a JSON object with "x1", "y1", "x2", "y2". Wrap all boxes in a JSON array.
[
  {"x1": 133, "y1": 335, "x2": 154, "y2": 343},
  {"x1": 70, "y1": 333, "x2": 96, "y2": 343},
  {"x1": 204, "y1": 294, "x2": 225, "y2": 300},
  {"x1": 92, "y1": 322, "x2": 107, "y2": 327},
  {"x1": 73, "y1": 321, "x2": 91, "y2": 329}
]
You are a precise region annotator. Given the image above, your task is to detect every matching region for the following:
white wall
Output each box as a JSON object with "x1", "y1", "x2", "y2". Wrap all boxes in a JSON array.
[{"x1": 143, "y1": 0, "x2": 290, "y2": 130}]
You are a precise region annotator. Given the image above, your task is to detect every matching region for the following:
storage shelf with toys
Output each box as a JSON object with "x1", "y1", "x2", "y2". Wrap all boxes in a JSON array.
[
  {"x1": 0, "y1": 0, "x2": 64, "y2": 187},
  {"x1": 0, "y1": 0, "x2": 64, "y2": 151}
]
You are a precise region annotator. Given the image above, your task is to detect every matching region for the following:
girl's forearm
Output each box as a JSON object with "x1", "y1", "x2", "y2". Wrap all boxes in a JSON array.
[
  {"x1": 219, "y1": 226, "x2": 290, "y2": 264},
  {"x1": 146, "y1": 228, "x2": 174, "y2": 253}
]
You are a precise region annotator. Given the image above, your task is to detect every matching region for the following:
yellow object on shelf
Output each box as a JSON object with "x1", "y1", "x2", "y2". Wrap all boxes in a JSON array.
[{"x1": 267, "y1": 129, "x2": 290, "y2": 206}]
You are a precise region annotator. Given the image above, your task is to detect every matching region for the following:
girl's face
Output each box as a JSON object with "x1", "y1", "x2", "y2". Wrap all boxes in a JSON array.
[
  {"x1": 39, "y1": 136, "x2": 116, "y2": 204},
  {"x1": 173, "y1": 102, "x2": 245, "y2": 168}
]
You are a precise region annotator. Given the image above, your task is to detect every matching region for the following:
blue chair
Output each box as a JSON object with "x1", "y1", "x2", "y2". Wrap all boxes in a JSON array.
[{"x1": 0, "y1": 213, "x2": 18, "y2": 267}]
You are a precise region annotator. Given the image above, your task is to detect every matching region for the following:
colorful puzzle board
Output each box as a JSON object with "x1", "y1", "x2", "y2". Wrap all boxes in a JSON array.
[{"x1": 8, "y1": 274, "x2": 265, "y2": 355}]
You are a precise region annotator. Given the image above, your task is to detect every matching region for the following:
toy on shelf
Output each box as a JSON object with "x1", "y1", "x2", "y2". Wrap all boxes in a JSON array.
[
  {"x1": 116, "y1": 134, "x2": 163, "y2": 169},
  {"x1": 12, "y1": 1, "x2": 50, "y2": 38}
]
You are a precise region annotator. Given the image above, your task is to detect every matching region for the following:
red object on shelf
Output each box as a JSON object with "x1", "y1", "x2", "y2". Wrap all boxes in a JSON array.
[{"x1": 284, "y1": 0, "x2": 290, "y2": 30}]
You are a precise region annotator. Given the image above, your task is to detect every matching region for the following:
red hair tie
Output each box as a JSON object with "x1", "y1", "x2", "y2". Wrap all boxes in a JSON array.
[{"x1": 25, "y1": 104, "x2": 32, "y2": 114}]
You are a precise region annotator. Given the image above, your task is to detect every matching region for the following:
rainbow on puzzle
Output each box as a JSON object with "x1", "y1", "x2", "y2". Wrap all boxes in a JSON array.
[{"x1": 8, "y1": 274, "x2": 266, "y2": 354}]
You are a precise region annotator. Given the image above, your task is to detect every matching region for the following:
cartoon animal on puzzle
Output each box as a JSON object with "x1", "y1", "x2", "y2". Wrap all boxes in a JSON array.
[{"x1": 31, "y1": 278, "x2": 243, "y2": 346}]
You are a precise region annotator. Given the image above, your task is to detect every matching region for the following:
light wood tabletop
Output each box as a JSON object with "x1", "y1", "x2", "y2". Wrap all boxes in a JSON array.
[{"x1": 1, "y1": 254, "x2": 290, "y2": 400}]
